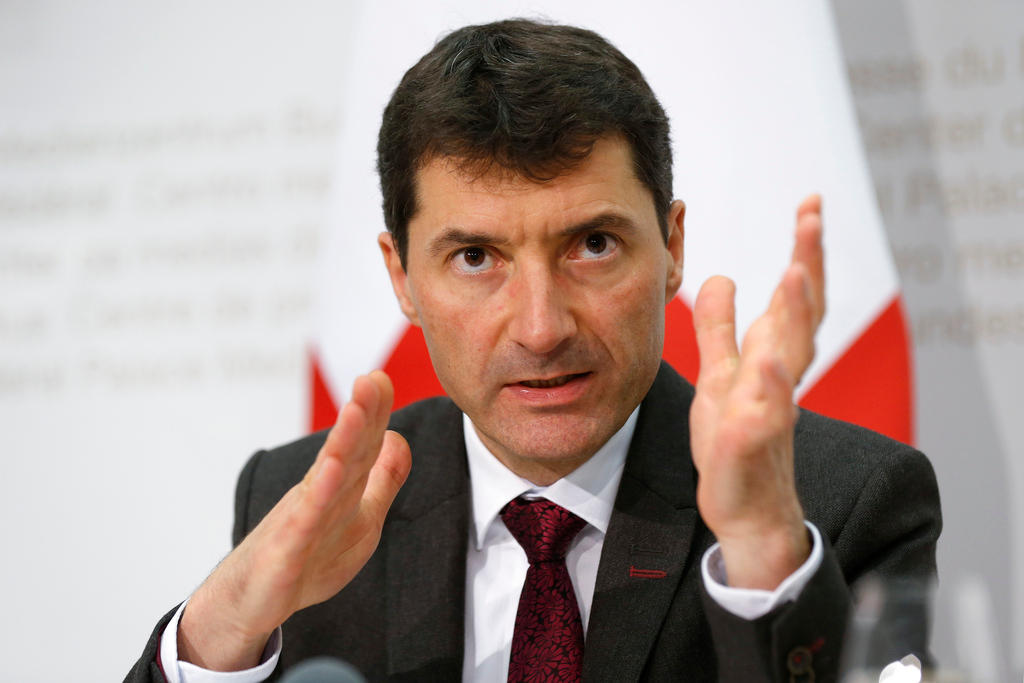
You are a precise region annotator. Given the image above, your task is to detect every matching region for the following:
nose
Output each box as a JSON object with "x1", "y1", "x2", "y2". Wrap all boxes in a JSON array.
[{"x1": 506, "y1": 265, "x2": 577, "y2": 355}]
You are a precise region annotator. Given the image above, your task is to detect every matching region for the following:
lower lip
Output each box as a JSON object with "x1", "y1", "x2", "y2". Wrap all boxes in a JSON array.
[{"x1": 503, "y1": 372, "x2": 592, "y2": 406}]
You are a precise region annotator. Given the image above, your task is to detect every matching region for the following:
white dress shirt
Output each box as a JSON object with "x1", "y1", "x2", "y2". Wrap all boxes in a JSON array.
[
  {"x1": 159, "y1": 409, "x2": 822, "y2": 683},
  {"x1": 461, "y1": 410, "x2": 637, "y2": 681}
]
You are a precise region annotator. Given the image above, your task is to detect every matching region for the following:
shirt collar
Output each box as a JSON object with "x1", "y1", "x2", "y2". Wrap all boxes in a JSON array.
[{"x1": 464, "y1": 409, "x2": 638, "y2": 551}]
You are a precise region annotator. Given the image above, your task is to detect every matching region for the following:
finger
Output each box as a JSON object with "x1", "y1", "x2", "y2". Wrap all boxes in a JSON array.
[
  {"x1": 344, "y1": 371, "x2": 391, "y2": 474},
  {"x1": 338, "y1": 371, "x2": 395, "y2": 511},
  {"x1": 348, "y1": 373, "x2": 384, "y2": 428},
  {"x1": 307, "y1": 398, "x2": 371, "y2": 508},
  {"x1": 267, "y1": 449, "x2": 349, "y2": 555},
  {"x1": 322, "y1": 376, "x2": 376, "y2": 459},
  {"x1": 307, "y1": 373, "x2": 382, "y2": 501},
  {"x1": 280, "y1": 383, "x2": 376, "y2": 543},
  {"x1": 778, "y1": 264, "x2": 816, "y2": 383},
  {"x1": 345, "y1": 373, "x2": 391, "y2": 458},
  {"x1": 735, "y1": 312, "x2": 779, "y2": 401},
  {"x1": 792, "y1": 195, "x2": 825, "y2": 326},
  {"x1": 693, "y1": 275, "x2": 740, "y2": 393},
  {"x1": 743, "y1": 265, "x2": 815, "y2": 383},
  {"x1": 361, "y1": 430, "x2": 412, "y2": 526},
  {"x1": 757, "y1": 354, "x2": 798, "y2": 433},
  {"x1": 367, "y1": 370, "x2": 395, "y2": 444},
  {"x1": 796, "y1": 193, "x2": 821, "y2": 220},
  {"x1": 316, "y1": 427, "x2": 408, "y2": 552},
  {"x1": 305, "y1": 448, "x2": 346, "y2": 512}
]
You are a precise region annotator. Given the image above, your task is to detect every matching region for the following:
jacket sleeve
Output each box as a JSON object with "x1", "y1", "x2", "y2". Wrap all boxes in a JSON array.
[
  {"x1": 122, "y1": 604, "x2": 180, "y2": 683},
  {"x1": 701, "y1": 444, "x2": 941, "y2": 683}
]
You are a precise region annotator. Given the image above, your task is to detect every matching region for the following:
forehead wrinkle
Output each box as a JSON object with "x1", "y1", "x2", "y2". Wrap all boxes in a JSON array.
[{"x1": 413, "y1": 139, "x2": 656, "y2": 257}]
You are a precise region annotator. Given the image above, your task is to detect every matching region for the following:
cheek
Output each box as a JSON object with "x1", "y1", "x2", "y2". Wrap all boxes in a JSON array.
[
  {"x1": 606, "y1": 268, "x2": 665, "y2": 316},
  {"x1": 590, "y1": 272, "x2": 666, "y2": 355},
  {"x1": 414, "y1": 288, "x2": 497, "y2": 381}
]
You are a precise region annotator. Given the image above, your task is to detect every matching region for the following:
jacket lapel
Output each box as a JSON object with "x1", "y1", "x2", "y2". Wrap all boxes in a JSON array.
[
  {"x1": 384, "y1": 400, "x2": 470, "y2": 680},
  {"x1": 583, "y1": 364, "x2": 702, "y2": 682}
]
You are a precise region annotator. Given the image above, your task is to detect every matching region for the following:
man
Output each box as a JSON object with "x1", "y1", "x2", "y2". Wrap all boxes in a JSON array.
[{"x1": 127, "y1": 19, "x2": 940, "y2": 683}]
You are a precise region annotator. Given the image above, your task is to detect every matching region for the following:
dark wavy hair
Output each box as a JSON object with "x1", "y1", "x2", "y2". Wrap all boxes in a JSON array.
[{"x1": 377, "y1": 18, "x2": 673, "y2": 267}]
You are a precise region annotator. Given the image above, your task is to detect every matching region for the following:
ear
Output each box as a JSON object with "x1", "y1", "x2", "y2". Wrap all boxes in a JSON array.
[
  {"x1": 664, "y1": 199, "x2": 685, "y2": 302},
  {"x1": 378, "y1": 232, "x2": 422, "y2": 326}
]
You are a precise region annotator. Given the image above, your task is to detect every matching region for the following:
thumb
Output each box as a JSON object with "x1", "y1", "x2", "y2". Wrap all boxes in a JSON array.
[{"x1": 693, "y1": 275, "x2": 739, "y2": 394}]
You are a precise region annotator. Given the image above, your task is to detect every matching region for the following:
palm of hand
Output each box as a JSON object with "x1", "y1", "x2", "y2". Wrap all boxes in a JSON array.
[
  {"x1": 179, "y1": 371, "x2": 411, "y2": 670},
  {"x1": 688, "y1": 196, "x2": 824, "y2": 589}
]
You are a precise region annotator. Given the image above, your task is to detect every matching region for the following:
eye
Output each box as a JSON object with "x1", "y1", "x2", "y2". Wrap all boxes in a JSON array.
[
  {"x1": 452, "y1": 246, "x2": 494, "y2": 273},
  {"x1": 573, "y1": 232, "x2": 618, "y2": 260}
]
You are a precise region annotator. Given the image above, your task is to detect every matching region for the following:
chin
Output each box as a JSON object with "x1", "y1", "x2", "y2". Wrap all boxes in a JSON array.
[{"x1": 495, "y1": 414, "x2": 614, "y2": 465}]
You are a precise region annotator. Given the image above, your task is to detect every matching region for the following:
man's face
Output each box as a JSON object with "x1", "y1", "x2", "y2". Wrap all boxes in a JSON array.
[{"x1": 380, "y1": 137, "x2": 684, "y2": 483}]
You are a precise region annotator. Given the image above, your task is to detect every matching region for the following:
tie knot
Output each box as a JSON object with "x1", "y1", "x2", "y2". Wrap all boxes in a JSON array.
[{"x1": 500, "y1": 497, "x2": 587, "y2": 564}]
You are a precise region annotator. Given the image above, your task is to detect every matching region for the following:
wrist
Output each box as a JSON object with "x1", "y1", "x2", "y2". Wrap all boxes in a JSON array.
[
  {"x1": 177, "y1": 581, "x2": 274, "y2": 671},
  {"x1": 716, "y1": 519, "x2": 810, "y2": 590}
]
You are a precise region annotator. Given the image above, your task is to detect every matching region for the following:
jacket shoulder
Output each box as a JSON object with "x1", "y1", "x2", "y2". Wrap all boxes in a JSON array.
[
  {"x1": 794, "y1": 408, "x2": 935, "y2": 506},
  {"x1": 793, "y1": 409, "x2": 941, "y2": 580}
]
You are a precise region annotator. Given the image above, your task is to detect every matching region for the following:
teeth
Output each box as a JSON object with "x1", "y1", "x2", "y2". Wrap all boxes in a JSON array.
[{"x1": 521, "y1": 375, "x2": 574, "y2": 388}]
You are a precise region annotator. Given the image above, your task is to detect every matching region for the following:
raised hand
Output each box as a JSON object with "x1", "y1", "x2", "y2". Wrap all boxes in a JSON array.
[
  {"x1": 177, "y1": 371, "x2": 412, "y2": 670},
  {"x1": 689, "y1": 195, "x2": 825, "y2": 590}
]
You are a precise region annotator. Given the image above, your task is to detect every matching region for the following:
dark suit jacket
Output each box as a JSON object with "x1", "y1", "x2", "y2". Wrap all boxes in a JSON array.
[{"x1": 127, "y1": 363, "x2": 940, "y2": 682}]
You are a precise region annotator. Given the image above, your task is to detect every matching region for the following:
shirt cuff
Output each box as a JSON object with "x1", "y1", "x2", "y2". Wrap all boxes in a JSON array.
[
  {"x1": 700, "y1": 521, "x2": 823, "y2": 620},
  {"x1": 158, "y1": 598, "x2": 282, "y2": 683}
]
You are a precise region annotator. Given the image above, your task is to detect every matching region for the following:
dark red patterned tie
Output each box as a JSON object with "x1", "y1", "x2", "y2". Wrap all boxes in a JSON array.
[{"x1": 501, "y1": 496, "x2": 587, "y2": 683}]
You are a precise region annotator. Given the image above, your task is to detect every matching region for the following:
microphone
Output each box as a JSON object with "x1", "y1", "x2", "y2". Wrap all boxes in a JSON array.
[{"x1": 279, "y1": 657, "x2": 366, "y2": 683}]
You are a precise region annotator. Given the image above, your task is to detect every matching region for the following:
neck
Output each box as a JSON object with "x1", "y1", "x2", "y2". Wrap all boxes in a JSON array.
[
  {"x1": 493, "y1": 452, "x2": 592, "y2": 487},
  {"x1": 472, "y1": 427, "x2": 595, "y2": 486}
]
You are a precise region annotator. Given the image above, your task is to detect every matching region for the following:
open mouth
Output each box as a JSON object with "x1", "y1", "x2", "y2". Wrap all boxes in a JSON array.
[{"x1": 517, "y1": 372, "x2": 589, "y2": 389}]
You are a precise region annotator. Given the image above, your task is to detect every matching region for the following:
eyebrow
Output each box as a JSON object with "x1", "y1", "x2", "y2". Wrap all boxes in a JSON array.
[
  {"x1": 426, "y1": 228, "x2": 510, "y2": 258},
  {"x1": 556, "y1": 212, "x2": 640, "y2": 239},
  {"x1": 425, "y1": 211, "x2": 640, "y2": 258}
]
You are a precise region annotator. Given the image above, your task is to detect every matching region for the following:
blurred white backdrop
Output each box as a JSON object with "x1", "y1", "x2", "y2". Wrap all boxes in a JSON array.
[{"x1": 1, "y1": 2, "x2": 1021, "y2": 680}]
